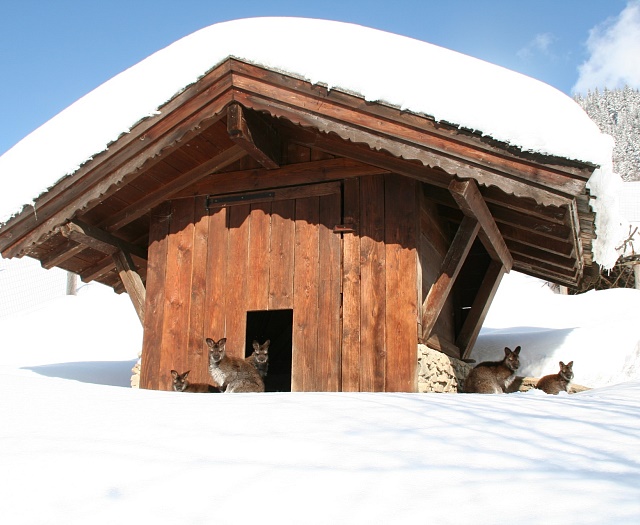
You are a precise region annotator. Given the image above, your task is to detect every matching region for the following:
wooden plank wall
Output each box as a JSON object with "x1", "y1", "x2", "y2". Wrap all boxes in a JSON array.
[
  {"x1": 141, "y1": 174, "x2": 421, "y2": 392},
  {"x1": 341, "y1": 174, "x2": 419, "y2": 392},
  {"x1": 140, "y1": 187, "x2": 341, "y2": 391}
]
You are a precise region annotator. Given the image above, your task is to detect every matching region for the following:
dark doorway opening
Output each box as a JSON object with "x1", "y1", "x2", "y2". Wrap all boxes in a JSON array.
[{"x1": 245, "y1": 309, "x2": 293, "y2": 392}]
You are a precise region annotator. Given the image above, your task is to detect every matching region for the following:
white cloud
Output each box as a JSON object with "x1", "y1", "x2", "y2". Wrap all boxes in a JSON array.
[
  {"x1": 517, "y1": 32, "x2": 556, "y2": 59},
  {"x1": 573, "y1": 0, "x2": 640, "y2": 93}
]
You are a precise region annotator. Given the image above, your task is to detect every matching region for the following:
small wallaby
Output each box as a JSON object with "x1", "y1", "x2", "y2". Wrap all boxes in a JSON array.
[
  {"x1": 170, "y1": 370, "x2": 220, "y2": 393},
  {"x1": 464, "y1": 346, "x2": 521, "y2": 394},
  {"x1": 246, "y1": 339, "x2": 270, "y2": 379},
  {"x1": 536, "y1": 361, "x2": 574, "y2": 395},
  {"x1": 206, "y1": 337, "x2": 265, "y2": 393}
]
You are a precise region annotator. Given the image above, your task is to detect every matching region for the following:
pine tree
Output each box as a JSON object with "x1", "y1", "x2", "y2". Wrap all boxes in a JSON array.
[
  {"x1": 572, "y1": 87, "x2": 640, "y2": 292},
  {"x1": 574, "y1": 87, "x2": 640, "y2": 181}
]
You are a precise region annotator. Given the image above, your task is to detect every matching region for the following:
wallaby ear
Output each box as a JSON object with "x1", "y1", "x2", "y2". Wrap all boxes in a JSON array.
[
  {"x1": 504, "y1": 347, "x2": 511, "y2": 356},
  {"x1": 170, "y1": 370, "x2": 178, "y2": 379},
  {"x1": 252, "y1": 340, "x2": 260, "y2": 351},
  {"x1": 183, "y1": 370, "x2": 190, "y2": 378},
  {"x1": 513, "y1": 346, "x2": 521, "y2": 355},
  {"x1": 559, "y1": 361, "x2": 565, "y2": 367},
  {"x1": 567, "y1": 361, "x2": 573, "y2": 368},
  {"x1": 205, "y1": 338, "x2": 214, "y2": 348},
  {"x1": 264, "y1": 339, "x2": 270, "y2": 347},
  {"x1": 219, "y1": 337, "x2": 227, "y2": 345}
]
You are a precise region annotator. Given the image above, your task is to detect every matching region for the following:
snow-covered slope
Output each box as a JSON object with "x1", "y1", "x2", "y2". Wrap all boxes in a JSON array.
[{"x1": 0, "y1": 271, "x2": 639, "y2": 524}]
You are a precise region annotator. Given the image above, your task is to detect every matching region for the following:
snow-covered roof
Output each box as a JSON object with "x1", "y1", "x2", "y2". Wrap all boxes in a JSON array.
[{"x1": 0, "y1": 17, "x2": 625, "y2": 266}]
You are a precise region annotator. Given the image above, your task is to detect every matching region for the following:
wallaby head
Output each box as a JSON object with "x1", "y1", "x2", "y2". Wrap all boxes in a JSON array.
[
  {"x1": 503, "y1": 346, "x2": 521, "y2": 372},
  {"x1": 251, "y1": 339, "x2": 270, "y2": 366},
  {"x1": 558, "y1": 361, "x2": 574, "y2": 382},
  {"x1": 171, "y1": 369, "x2": 190, "y2": 391},
  {"x1": 206, "y1": 337, "x2": 227, "y2": 366}
]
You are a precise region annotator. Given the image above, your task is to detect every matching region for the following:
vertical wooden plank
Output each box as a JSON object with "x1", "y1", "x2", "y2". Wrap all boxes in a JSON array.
[
  {"x1": 140, "y1": 202, "x2": 171, "y2": 390},
  {"x1": 341, "y1": 178, "x2": 361, "y2": 392},
  {"x1": 292, "y1": 196, "x2": 320, "y2": 391},
  {"x1": 185, "y1": 196, "x2": 210, "y2": 385},
  {"x1": 359, "y1": 175, "x2": 387, "y2": 392},
  {"x1": 203, "y1": 206, "x2": 228, "y2": 383},
  {"x1": 158, "y1": 198, "x2": 195, "y2": 390},
  {"x1": 384, "y1": 175, "x2": 419, "y2": 392},
  {"x1": 225, "y1": 204, "x2": 251, "y2": 359},
  {"x1": 247, "y1": 202, "x2": 272, "y2": 312},
  {"x1": 317, "y1": 191, "x2": 342, "y2": 391},
  {"x1": 269, "y1": 199, "x2": 295, "y2": 310}
]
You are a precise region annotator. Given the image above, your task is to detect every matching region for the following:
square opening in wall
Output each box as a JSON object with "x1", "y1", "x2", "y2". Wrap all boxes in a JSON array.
[{"x1": 245, "y1": 309, "x2": 293, "y2": 392}]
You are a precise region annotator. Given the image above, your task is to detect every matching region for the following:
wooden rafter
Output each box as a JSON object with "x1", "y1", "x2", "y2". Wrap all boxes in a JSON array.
[
  {"x1": 59, "y1": 219, "x2": 148, "y2": 260},
  {"x1": 457, "y1": 260, "x2": 506, "y2": 359},
  {"x1": 175, "y1": 157, "x2": 389, "y2": 199},
  {"x1": 449, "y1": 179, "x2": 513, "y2": 272},
  {"x1": 421, "y1": 215, "x2": 480, "y2": 341},
  {"x1": 227, "y1": 102, "x2": 281, "y2": 169},
  {"x1": 40, "y1": 240, "x2": 85, "y2": 270},
  {"x1": 99, "y1": 145, "x2": 246, "y2": 232}
]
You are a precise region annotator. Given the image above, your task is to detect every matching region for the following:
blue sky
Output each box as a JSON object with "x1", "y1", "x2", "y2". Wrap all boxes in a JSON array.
[{"x1": 1, "y1": 0, "x2": 638, "y2": 156}]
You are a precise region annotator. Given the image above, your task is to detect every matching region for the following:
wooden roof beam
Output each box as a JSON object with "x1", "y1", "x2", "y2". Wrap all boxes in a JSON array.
[
  {"x1": 40, "y1": 240, "x2": 86, "y2": 270},
  {"x1": 99, "y1": 145, "x2": 246, "y2": 232},
  {"x1": 421, "y1": 215, "x2": 480, "y2": 341},
  {"x1": 457, "y1": 260, "x2": 507, "y2": 360},
  {"x1": 59, "y1": 219, "x2": 148, "y2": 260},
  {"x1": 449, "y1": 179, "x2": 513, "y2": 272},
  {"x1": 80, "y1": 257, "x2": 118, "y2": 283},
  {"x1": 227, "y1": 103, "x2": 281, "y2": 169},
  {"x1": 174, "y1": 157, "x2": 389, "y2": 199}
]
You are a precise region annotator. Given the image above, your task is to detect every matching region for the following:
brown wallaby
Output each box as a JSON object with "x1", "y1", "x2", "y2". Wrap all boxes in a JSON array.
[
  {"x1": 246, "y1": 339, "x2": 270, "y2": 379},
  {"x1": 536, "y1": 361, "x2": 574, "y2": 394},
  {"x1": 170, "y1": 370, "x2": 220, "y2": 393},
  {"x1": 464, "y1": 346, "x2": 521, "y2": 394},
  {"x1": 206, "y1": 337, "x2": 265, "y2": 393}
]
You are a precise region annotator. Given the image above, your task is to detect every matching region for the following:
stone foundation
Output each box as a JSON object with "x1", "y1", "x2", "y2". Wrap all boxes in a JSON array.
[{"x1": 417, "y1": 344, "x2": 473, "y2": 393}]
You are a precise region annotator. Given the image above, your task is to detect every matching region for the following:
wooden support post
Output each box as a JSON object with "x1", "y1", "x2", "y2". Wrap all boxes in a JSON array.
[
  {"x1": 421, "y1": 215, "x2": 479, "y2": 341},
  {"x1": 227, "y1": 103, "x2": 281, "y2": 169},
  {"x1": 457, "y1": 259, "x2": 506, "y2": 359},
  {"x1": 112, "y1": 249, "x2": 146, "y2": 325},
  {"x1": 449, "y1": 179, "x2": 513, "y2": 272}
]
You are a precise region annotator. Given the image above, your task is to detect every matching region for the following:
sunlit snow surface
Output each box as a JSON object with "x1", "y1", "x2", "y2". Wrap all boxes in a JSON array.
[{"x1": 1, "y1": 272, "x2": 639, "y2": 524}]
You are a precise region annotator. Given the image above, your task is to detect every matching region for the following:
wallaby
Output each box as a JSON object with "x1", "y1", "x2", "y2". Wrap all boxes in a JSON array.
[
  {"x1": 464, "y1": 346, "x2": 521, "y2": 394},
  {"x1": 170, "y1": 370, "x2": 220, "y2": 393},
  {"x1": 246, "y1": 339, "x2": 270, "y2": 379},
  {"x1": 206, "y1": 337, "x2": 265, "y2": 393},
  {"x1": 536, "y1": 361, "x2": 574, "y2": 395}
]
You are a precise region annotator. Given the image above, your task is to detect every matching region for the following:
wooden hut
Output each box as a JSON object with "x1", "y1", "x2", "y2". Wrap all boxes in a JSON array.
[{"x1": 0, "y1": 19, "x2": 606, "y2": 392}]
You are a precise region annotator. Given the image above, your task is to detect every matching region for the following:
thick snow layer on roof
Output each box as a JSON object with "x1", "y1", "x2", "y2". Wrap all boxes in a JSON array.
[{"x1": 0, "y1": 17, "x2": 624, "y2": 266}]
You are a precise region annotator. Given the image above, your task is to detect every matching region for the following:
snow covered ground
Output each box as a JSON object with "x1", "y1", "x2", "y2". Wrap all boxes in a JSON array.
[{"x1": 1, "y1": 271, "x2": 639, "y2": 524}]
